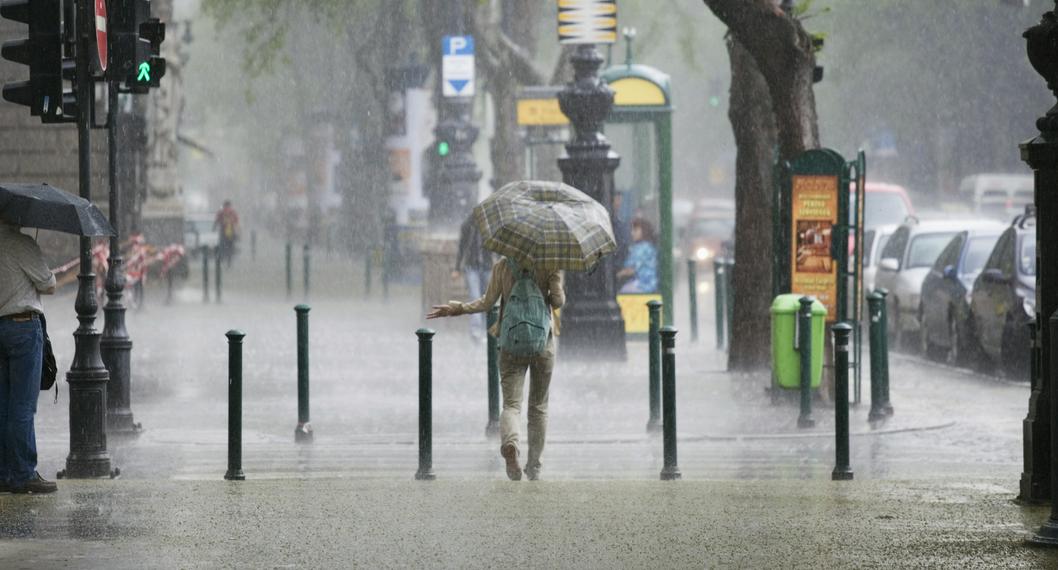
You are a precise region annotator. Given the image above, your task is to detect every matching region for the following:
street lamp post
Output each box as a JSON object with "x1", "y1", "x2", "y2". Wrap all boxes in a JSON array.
[
  {"x1": 1022, "y1": 1, "x2": 1058, "y2": 514},
  {"x1": 556, "y1": 42, "x2": 626, "y2": 359},
  {"x1": 62, "y1": 0, "x2": 112, "y2": 479},
  {"x1": 101, "y1": 80, "x2": 140, "y2": 437}
]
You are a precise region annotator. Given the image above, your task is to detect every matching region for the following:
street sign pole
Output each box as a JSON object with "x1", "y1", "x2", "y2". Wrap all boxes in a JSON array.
[
  {"x1": 63, "y1": 0, "x2": 113, "y2": 479},
  {"x1": 427, "y1": 2, "x2": 481, "y2": 229}
]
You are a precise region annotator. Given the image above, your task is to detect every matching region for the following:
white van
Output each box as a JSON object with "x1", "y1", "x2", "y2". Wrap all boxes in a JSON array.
[{"x1": 958, "y1": 173, "x2": 1033, "y2": 222}]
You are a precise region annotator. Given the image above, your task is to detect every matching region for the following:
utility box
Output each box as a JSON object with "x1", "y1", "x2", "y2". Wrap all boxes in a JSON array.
[{"x1": 771, "y1": 294, "x2": 827, "y2": 390}]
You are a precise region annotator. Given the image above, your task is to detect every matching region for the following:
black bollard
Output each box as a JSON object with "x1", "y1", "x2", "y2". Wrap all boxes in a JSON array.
[
  {"x1": 302, "y1": 244, "x2": 311, "y2": 299},
  {"x1": 724, "y1": 258, "x2": 735, "y2": 348},
  {"x1": 485, "y1": 307, "x2": 500, "y2": 437},
  {"x1": 415, "y1": 328, "x2": 436, "y2": 480},
  {"x1": 875, "y1": 289, "x2": 894, "y2": 417},
  {"x1": 285, "y1": 241, "x2": 293, "y2": 300},
  {"x1": 214, "y1": 246, "x2": 223, "y2": 303},
  {"x1": 294, "y1": 305, "x2": 313, "y2": 443},
  {"x1": 202, "y1": 246, "x2": 210, "y2": 303},
  {"x1": 797, "y1": 296, "x2": 816, "y2": 428},
  {"x1": 714, "y1": 258, "x2": 725, "y2": 349},
  {"x1": 832, "y1": 323, "x2": 854, "y2": 481},
  {"x1": 866, "y1": 291, "x2": 886, "y2": 422},
  {"x1": 251, "y1": 230, "x2": 257, "y2": 262},
  {"x1": 646, "y1": 300, "x2": 662, "y2": 433},
  {"x1": 687, "y1": 259, "x2": 699, "y2": 342},
  {"x1": 659, "y1": 326, "x2": 681, "y2": 480},
  {"x1": 224, "y1": 330, "x2": 246, "y2": 481}
]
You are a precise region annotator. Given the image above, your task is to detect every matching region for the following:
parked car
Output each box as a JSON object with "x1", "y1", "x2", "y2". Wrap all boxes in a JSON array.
[
  {"x1": 959, "y1": 173, "x2": 1033, "y2": 222},
  {"x1": 968, "y1": 209, "x2": 1036, "y2": 378},
  {"x1": 861, "y1": 224, "x2": 898, "y2": 295},
  {"x1": 875, "y1": 217, "x2": 1004, "y2": 348},
  {"x1": 851, "y1": 182, "x2": 915, "y2": 229},
  {"x1": 183, "y1": 213, "x2": 219, "y2": 255},
  {"x1": 919, "y1": 228, "x2": 1003, "y2": 364},
  {"x1": 680, "y1": 198, "x2": 734, "y2": 263}
]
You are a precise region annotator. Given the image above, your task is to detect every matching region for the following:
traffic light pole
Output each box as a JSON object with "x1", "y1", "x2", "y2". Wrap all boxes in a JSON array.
[
  {"x1": 61, "y1": 0, "x2": 113, "y2": 479},
  {"x1": 427, "y1": 1, "x2": 481, "y2": 228},
  {"x1": 101, "y1": 79, "x2": 140, "y2": 437}
]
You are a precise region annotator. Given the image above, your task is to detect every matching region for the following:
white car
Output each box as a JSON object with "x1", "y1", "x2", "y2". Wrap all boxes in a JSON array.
[{"x1": 874, "y1": 217, "x2": 1005, "y2": 348}]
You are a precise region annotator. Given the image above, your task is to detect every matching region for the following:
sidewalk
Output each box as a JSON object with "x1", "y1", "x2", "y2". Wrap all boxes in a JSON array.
[{"x1": 5, "y1": 239, "x2": 1047, "y2": 566}]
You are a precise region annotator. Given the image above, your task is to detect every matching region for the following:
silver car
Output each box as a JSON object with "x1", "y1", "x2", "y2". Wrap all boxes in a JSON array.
[{"x1": 874, "y1": 218, "x2": 1005, "y2": 349}]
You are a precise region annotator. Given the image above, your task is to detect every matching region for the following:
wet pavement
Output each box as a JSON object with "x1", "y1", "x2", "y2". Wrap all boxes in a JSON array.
[{"x1": 2, "y1": 238, "x2": 1053, "y2": 567}]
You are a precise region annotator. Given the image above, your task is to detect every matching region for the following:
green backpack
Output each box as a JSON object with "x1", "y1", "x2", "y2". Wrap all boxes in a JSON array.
[{"x1": 499, "y1": 258, "x2": 551, "y2": 356}]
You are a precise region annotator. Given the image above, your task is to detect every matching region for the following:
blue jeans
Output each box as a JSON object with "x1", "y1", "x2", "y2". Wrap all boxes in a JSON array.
[{"x1": 0, "y1": 316, "x2": 42, "y2": 486}]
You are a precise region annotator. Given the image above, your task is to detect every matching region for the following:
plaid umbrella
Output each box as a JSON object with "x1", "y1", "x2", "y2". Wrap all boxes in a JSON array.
[{"x1": 472, "y1": 180, "x2": 616, "y2": 271}]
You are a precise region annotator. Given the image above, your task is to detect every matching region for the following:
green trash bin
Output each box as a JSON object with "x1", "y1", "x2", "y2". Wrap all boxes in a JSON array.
[{"x1": 771, "y1": 294, "x2": 827, "y2": 390}]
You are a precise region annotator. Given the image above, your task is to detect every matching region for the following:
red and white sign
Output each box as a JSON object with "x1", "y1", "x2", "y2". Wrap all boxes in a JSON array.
[{"x1": 95, "y1": 0, "x2": 107, "y2": 72}]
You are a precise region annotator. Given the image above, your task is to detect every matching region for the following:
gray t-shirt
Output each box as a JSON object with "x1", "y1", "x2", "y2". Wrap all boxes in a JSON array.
[{"x1": 0, "y1": 224, "x2": 56, "y2": 316}]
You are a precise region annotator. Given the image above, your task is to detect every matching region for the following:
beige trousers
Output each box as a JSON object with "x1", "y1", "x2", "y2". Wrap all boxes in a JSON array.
[{"x1": 498, "y1": 335, "x2": 556, "y2": 471}]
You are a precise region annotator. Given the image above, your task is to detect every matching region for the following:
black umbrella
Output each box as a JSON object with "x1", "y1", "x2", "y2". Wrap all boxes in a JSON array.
[{"x1": 0, "y1": 182, "x2": 114, "y2": 236}]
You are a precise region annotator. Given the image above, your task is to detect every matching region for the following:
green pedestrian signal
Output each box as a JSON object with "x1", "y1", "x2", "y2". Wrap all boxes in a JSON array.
[
  {"x1": 437, "y1": 141, "x2": 450, "y2": 157},
  {"x1": 708, "y1": 95, "x2": 720, "y2": 107},
  {"x1": 137, "y1": 61, "x2": 150, "y2": 83}
]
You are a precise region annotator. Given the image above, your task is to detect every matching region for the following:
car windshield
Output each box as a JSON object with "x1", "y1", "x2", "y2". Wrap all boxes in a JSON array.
[
  {"x1": 907, "y1": 232, "x2": 958, "y2": 268},
  {"x1": 864, "y1": 193, "x2": 909, "y2": 226},
  {"x1": 961, "y1": 236, "x2": 997, "y2": 276},
  {"x1": 1021, "y1": 237, "x2": 1036, "y2": 276},
  {"x1": 687, "y1": 218, "x2": 733, "y2": 239}
]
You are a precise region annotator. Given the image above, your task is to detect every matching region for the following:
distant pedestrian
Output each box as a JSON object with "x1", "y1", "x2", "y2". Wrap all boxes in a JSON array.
[
  {"x1": 0, "y1": 220, "x2": 57, "y2": 494},
  {"x1": 214, "y1": 200, "x2": 240, "y2": 268},
  {"x1": 452, "y1": 216, "x2": 493, "y2": 341},
  {"x1": 428, "y1": 257, "x2": 564, "y2": 481}
]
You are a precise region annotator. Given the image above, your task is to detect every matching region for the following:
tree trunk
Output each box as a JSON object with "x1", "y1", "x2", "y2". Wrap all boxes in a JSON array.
[
  {"x1": 726, "y1": 37, "x2": 777, "y2": 372},
  {"x1": 702, "y1": 0, "x2": 821, "y2": 372}
]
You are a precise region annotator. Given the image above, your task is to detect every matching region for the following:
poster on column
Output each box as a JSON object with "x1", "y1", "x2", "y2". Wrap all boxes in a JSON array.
[{"x1": 790, "y1": 174, "x2": 839, "y2": 321}]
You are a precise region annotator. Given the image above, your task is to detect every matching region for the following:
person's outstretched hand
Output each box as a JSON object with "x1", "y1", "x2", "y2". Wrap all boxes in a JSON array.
[{"x1": 426, "y1": 305, "x2": 453, "y2": 319}]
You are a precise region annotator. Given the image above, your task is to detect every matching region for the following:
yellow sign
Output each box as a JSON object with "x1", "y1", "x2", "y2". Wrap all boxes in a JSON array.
[
  {"x1": 790, "y1": 175, "x2": 839, "y2": 320},
  {"x1": 610, "y1": 77, "x2": 667, "y2": 107},
  {"x1": 558, "y1": 0, "x2": 617, "y2": 45},
  {"x1": 516, "y1": 98, "x2": 569, "y2": 126},
  {"x1": 617, "y1": 293, "x2": 662, "y2": 334}
]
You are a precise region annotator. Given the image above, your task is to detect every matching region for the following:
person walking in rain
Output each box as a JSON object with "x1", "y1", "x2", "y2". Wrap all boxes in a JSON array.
[
  {"x1": 214, "y1": 200, "x2": 240, "y2": 268},
  {"x1": 0, "y1": 220, "x2": 57, "y2": 494},
  {"x1": 427, "y1": 257, "x2": 564, "y2": 481}
]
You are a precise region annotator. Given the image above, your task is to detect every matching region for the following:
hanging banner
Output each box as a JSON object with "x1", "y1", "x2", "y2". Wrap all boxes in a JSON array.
[{"x1": 790, "y1": 174, "x2": 839, "y2": 319}]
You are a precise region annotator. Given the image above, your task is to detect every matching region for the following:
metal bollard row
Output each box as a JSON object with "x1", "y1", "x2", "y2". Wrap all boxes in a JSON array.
[
  {"x1": 294, "y1": 305, "x2": 313, "y2": 443},
  {"x1": 832, "y1": 323, "x2": 854, "y2": 481},
  {"x1": 285, "y1": 241, "x2": 293, "y2": 300},
  {"x1": 867, "y1": 290, "x2": 894, "y2": 422},
  {"x1": 415, "y1": 328, "x2": 436, "y2": 480},
  {"x1": 224, "y1": 330, "x2": 246, "y2": 481},
  {"x1": 660, "y1": 326, "x2": 681, "y2": 480},
  {"x1": 687, "y1": 259, "x2": 699, "y2": 342},
  {"x1": 797, "y1": 296, "x2": 816, "y2": 428},
  {"x1": 214, "y1": 246, "x2": 223, "y2": 303},
  {"x1": 647, "y1": 300, "x2": 662, "y2": 433}
]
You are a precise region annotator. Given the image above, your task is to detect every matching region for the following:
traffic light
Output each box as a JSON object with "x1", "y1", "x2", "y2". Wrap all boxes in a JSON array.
[
  {"x1": 111, "y1": 0, "x2": 165, "y2": 93},
  {"x1": 437, "y1": 140, "x2": 450, "y2": 157},
  {"x1": 1, "y1": 0, "x2": 65, "y2": 120}
]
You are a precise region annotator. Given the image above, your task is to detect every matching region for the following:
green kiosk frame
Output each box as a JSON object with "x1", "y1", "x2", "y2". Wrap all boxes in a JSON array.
[{"x1": 600, "y1": 62, "x2": 674, "y2": 331}]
